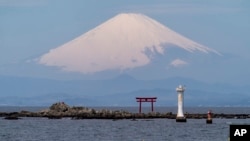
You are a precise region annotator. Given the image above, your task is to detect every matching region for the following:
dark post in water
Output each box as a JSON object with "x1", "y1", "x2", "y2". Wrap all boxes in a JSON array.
[{"x1": 206, "y1": 110, "x2": 213, "y2": 124}]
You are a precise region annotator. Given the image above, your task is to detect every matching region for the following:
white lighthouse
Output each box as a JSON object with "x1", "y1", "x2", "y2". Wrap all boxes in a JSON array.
[{"x1": 176, "y1": 85, "x2": 187, "y2": 122}]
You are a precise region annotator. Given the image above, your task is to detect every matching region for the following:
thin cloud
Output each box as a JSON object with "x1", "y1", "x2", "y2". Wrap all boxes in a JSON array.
[{"x1": 170, "y1": 59, "x2": 188, "y2": 68}]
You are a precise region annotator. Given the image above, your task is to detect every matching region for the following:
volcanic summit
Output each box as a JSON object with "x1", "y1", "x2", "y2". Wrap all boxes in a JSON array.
[{"x1": 39, "y1": 13, "x2": 219, "y2": 73}]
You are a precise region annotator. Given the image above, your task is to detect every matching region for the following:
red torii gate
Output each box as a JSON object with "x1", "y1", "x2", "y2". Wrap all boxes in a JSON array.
[{"x1": 136, "y1": 97, "x2": 157, "y2": 113}]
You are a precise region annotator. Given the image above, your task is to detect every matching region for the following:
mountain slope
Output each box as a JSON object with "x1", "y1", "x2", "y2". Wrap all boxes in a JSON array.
[{"x1": 39, "y1": 13, "x2": 219, "y2": 73}]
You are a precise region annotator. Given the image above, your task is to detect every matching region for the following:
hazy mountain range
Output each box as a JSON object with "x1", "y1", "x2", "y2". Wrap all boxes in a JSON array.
[{"x1": 0, "y1": 74, "x2": 249, "y2": 106}]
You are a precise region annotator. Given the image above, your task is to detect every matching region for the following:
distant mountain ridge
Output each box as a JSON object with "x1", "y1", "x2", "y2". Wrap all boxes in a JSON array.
[{"x1": 0, "y1": 75, "x2": 249, "y2": 106}]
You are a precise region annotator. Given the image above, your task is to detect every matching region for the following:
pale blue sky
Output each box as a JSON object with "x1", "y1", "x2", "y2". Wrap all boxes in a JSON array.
[{"x1": 0, "y1": 0, "x2": 250, "y2": 85}]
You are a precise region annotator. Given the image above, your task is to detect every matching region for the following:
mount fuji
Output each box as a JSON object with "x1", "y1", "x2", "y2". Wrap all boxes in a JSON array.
[{"x1": 39, "y1": 13, "x2": 220, "y2": 74}]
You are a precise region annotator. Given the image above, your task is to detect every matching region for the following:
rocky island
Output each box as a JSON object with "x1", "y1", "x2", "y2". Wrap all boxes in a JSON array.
[{"x1": 0, "y1": 102, "x2": 249, "y2": 120}]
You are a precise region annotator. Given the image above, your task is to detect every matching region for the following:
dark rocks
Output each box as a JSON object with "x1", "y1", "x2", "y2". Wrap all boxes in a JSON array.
[
  {"x1": 4, "y1": 112, "x2": 20, "y2": 120},
  {"x1": 49, "y1": 102, "x2": 70, "y2": 112},
  {"x1": 206, "y1": 119, "x2": 212, "y2": 124},
  {"x1": 176, "y1": 117, "x2": 187, "y2": 122},
  {"x1": 4, "y1": 115, "x2": 20, "y2": 120},
  {"x1": 39, "y1": 102, "x2": 97, "y2": 119},
  {"x1": 47, "y1": 115, "x2": 62, "y2": 119},
  {"x1": 52, "y1": 107, "x2": 250, "y2": 120},
  {"x1": 0, "y1": 102, "x2": 250, "y2": 120}
]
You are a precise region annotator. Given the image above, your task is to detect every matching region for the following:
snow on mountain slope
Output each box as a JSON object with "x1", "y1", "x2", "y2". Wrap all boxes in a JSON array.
[{"x1": 39, "y1": 13, "x2": 220, "y2": 73}]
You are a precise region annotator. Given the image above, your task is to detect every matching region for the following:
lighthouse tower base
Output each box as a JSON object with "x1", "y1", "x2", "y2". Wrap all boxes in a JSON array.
[{"x1": 176, "y1": 117, "x2": 187, "y2": 122}]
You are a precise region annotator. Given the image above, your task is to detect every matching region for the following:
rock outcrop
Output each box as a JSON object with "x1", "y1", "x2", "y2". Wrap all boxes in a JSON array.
[{"x1": 1, "y1": 102, "x2": 250, "y2": 120}]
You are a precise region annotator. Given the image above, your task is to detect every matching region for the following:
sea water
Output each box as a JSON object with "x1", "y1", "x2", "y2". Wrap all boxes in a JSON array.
[{"x1": 0, "y1": 107, "x2": 249, "y2": 141}]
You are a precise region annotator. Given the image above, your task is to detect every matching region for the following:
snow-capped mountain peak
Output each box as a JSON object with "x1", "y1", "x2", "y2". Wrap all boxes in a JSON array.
[{"x1": 39, "y1": 13, "x2": 220, "y2": 73}]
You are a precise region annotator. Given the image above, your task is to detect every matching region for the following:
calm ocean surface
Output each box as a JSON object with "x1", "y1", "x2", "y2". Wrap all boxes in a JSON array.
[{"x1": 0, "y1": 107, "x2": 250, "y2": 141}]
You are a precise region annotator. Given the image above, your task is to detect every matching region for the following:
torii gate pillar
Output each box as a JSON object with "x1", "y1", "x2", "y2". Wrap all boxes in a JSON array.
[{"x1": 136, "y1": 97, "x2": 157, "y2": 113}]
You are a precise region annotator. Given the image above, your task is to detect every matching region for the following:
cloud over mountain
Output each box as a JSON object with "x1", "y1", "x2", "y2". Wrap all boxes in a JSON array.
[
  {"x1": 170, "y1": 59, "x2": 188, "y2": 68},
  {"x1": 39, "y1": 13, "x2": 219, "y2": 73}
]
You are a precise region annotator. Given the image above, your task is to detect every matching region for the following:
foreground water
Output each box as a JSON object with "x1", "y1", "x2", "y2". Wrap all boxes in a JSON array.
[{"x1": 0, "y1": 107, "x2": 249, "y2": 141}]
